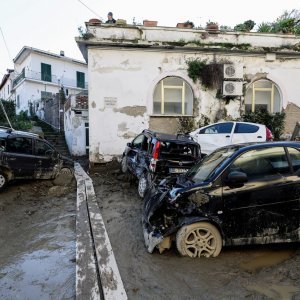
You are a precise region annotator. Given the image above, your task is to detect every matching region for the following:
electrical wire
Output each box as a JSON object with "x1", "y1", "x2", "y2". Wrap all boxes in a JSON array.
[
  {"x1": 0, "y1": 26, "x2": 12, "y2": 61},
  {"x1": 77, "y1": 0, "x2": 102, "y2": 20}
]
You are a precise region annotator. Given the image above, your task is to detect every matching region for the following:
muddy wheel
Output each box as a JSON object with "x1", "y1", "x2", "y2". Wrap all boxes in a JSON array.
[
  {"x1": 0, "y1": 171, "x2": 7, "y2": 191},
  {"x1": 138, "y1": 173, "x2": 148, "y2": 198},
  {"x1": 176, "y1": 222, "x2": 222, "y2": 258},
  {"x1": 59, "y1": 167, "x2": 73, "y2": 176},
  {"x1": 121, "y1": 156, "x2": 128, "y2": 173}
]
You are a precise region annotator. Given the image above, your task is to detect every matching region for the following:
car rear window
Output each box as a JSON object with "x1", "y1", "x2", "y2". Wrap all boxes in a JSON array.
[
  {"x1": 234, "y1": 123, "x2": 259, "y2": 133},
  {"x1": 159, "y1": 142, "x2": 199, "y2": 160}
]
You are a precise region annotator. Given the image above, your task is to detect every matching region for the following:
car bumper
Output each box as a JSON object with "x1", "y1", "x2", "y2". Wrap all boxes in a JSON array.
[{"x1": 142, "y1": 217, "x2": 164, "y2": 253}]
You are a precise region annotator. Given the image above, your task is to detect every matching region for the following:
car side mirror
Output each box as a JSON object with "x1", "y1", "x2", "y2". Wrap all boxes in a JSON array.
[
  {"x1": 226, "y1": 171, "x2": 248, "y2": 187},
  {"x1": 127, "y1": 142, "x2": 132, "y2": 147}
]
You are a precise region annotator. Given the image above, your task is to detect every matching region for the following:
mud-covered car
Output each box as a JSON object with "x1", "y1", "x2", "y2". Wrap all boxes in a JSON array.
[
  {"x1": 143, "y1": 141, "x2": 300, "y2": 258},
  {"x1": 0, "y1": 127, "x2": 73, "y2": 190},
  {"x1": 121, "y1": 130, "x2": 201, "y2": 197}
]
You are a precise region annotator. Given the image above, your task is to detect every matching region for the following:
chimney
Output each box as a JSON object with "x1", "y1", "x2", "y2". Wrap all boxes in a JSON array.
[{"x1": 60, "y1": 50, "x2": 65, "y2": 56}]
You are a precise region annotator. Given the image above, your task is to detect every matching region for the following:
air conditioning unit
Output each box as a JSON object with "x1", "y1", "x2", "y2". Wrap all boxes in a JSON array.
[
  {"x1": 223, "y1": 64, "x2": 243, "y2": 79},
  {"x1": 222, "y1": 81, "x2": 243, "y2": 96}
]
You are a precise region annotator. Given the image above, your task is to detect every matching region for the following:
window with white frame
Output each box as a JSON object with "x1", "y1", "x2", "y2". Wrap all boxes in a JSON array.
[
  {"x1": 153, "y1": 77, "x2": 193, "y2": 115},
  {"x1": 245, "y1": 80, "x2": 281, "y2": 113}
]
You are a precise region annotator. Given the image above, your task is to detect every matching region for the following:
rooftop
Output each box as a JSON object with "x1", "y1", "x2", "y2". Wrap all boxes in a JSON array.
[
  {"x1": 14, "y1": 46, "x2": 87, "y2": 66},
  {"x1": 76, "y1": 23, "x2": 300, "y2": 62}
]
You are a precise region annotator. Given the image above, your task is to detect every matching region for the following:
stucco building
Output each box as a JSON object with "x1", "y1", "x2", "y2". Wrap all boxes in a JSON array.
[
  {"x1": 76, "y1": 23, "x2": 300, "y2": 163},
  {"x1": 12, "y1": 46, "x2": 88, "y2": 122}
]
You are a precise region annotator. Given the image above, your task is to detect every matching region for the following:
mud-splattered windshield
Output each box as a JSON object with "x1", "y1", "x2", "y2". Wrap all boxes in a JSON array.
[{"x1": 186, "y1": 147, "x2": 237, "y2": 182}]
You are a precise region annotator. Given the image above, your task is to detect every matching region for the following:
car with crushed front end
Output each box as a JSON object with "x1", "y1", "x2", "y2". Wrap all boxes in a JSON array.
[
  {"x1": 0, "y1": 127, "x2": 74, "y2": 191},
  {"x1": 143, "y1": 141, "x2": 300, "y2": 258},
  {"x1": 121, "y1": 129, "x2": 201, "y2": 197}
]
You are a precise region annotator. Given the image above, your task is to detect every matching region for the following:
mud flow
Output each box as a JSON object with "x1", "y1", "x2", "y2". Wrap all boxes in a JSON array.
[
  {"x1": 91, "y1": 161, "x2": 300, "y2": 300},
  {"x1": 0, "y1": 175, "x2": 76, "y2": 300}
]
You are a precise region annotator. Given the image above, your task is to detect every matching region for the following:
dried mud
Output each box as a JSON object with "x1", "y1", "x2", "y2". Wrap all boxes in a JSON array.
[{"x1": 91, "y1": 161, "x2": 300, "y2": 300}]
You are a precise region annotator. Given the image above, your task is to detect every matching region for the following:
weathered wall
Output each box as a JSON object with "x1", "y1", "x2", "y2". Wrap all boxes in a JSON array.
[
  {"x1": 82, "y1": 25, "x2": 300, "y2": 162},
  {"x1": 64, "y1": 96, "x2": 88, "y2": 156},
  {"x1": 284, "y1": 102, "x2": 300, "y2": 134},
  {"x1": 87, "y1": 46, "x2": 300, "y2": 162}
]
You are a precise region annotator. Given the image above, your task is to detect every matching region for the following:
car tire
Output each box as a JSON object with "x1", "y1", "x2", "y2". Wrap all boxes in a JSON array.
[
  {"x1": 176, "y1": 222, "x2": 222, "y2": 258},
  {"x1": 59, "y1": 167, "x2": 73, "y2": 176},
  {"x1": 121, "y1": 156, "x2": 128, "y2": 173},
  {"x1": 138, "y1": 173, "x2": 148, "y2": 198},
  {"x1": 0, "y1": 171, "x2": 7, "y2": 191}
]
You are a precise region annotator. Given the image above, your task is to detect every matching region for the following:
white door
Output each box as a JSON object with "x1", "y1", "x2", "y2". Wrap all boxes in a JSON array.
[
  {"x1": 195, "y1": 122, "x2": 234, "y2": 154},
  {"x1": 231, "y1": 122, "x2": 266, "y2": 144}
]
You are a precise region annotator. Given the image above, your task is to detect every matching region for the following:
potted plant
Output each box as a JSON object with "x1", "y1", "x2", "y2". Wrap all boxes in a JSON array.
[
  {"x1": 206, "y1": 21, "x2": 219, "y2": 31},
  {"x1": 177, "y1": 21, "x2": 195, "y2": 28},
  {"x1": 143, "y1": 20, "x2": 158, "y2": 27}
]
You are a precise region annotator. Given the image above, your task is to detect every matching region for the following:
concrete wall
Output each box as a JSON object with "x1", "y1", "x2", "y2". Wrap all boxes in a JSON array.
[{"x1": 64, "y1": 96, "x2": 88, "y2": 156}]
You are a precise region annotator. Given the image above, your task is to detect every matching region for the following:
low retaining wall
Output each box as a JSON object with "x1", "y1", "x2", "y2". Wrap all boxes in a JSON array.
[{"x1": 74, "y1": 163, "x2": 127, "y2": 300}]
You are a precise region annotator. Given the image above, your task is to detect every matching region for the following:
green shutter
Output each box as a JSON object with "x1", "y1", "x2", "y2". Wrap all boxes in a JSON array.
[
  {"x1": 77, "y1": 71, "x2": 85, "y2": 88},
  {"x1": 41, "y1": 63, "x2": 52, "y2": 82}
]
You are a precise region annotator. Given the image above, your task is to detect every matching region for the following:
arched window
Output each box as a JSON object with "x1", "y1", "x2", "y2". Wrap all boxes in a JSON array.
[
  {"x1": 245, "y1": 80, "x2": 281, "y2": 113},
  {"x1": 153, "y1": 77, "x2": 193, "y2": 115}
]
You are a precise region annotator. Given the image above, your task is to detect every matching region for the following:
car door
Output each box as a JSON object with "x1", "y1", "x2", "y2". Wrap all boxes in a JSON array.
[
  {"x1": 34, "y1": 139, "x2": 59, "y2": 178},
  {"x1": 5, "y1": 136, "x2": 35, "y2": 178},
  {"x1": 222, "y1": 146, "x2": 293, "y2": 244},
  {"x1": 282, "y1": 146, "x2": 300, "y2": 241},
  {"x1": 126, "y1": 134, "x2": 145, "y2": 175},
  {"x1": 195, "y1": 122, "x2": 234, "y2": 154},
  {"x1": 231, "y1": 122, "x2": 265, "y2": 144}
]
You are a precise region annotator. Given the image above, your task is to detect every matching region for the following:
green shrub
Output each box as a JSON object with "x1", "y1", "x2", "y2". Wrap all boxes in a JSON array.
[{"x1": 243, "y1": 108, "x2": 285, "y2": 140}]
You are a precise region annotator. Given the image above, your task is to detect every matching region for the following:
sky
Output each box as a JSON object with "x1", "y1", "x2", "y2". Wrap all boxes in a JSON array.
[{"x1": 0, "y1": 0, "x2": 299, "y2": 76}]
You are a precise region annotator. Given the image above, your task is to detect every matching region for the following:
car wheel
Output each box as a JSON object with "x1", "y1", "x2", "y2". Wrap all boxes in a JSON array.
[
  {"x1": 176, "y1": 222, "x2": 222, "y2": 258},
  {"x1": 0, "y1": 171, "x2": 7, "y2": 191},
  {"x1": 138, "y1": 173, "x2": 148, "y2": 198},
  {"x1": 59, "y1": 167, "x2": 73, "y2": 176},
  {"x1": 121, "y1": 156, "x2": 128, "y2": 173}
]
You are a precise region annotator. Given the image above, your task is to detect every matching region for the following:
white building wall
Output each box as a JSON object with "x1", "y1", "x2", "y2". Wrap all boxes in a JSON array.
[
  {"x1": 64, "y1": 100, "x2": 88, "y2": 155},
  {"x1": 88, "y1": 47, "x2": 300, "y2": 162},
  {"x1": 13, "y1": 49, "x2": 88, "y2": 115},
  {"x1": 0, "y1": 77, "x2": 14, "y2": 101}
]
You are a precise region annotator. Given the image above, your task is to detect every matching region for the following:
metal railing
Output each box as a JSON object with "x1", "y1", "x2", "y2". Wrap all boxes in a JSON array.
[{"x1": 13, "y1": 69, "x2": 88, "y2": 89}]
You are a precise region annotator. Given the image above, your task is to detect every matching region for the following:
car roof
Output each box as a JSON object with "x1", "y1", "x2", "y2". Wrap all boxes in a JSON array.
[
  {"x1": 0, "y1": 128, "x2": 40, "y2": 139},
  {"x1": 216, "y1": 141, "x2": 300, "y2": 153},
  {"x1": 142, "y1": 129, "x2": 198, "y2": 145}
]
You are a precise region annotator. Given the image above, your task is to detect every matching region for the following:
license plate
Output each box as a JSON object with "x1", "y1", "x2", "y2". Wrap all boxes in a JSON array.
[{"x1": 169, "y1": 168, "x2": 189, "y2": 174}]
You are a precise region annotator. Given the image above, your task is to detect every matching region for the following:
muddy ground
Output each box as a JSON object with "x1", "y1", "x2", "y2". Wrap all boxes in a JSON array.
[
  {"x1": 91, "y1": 162, "x2": 300, "y2": 300},
  {"x1": 0, "y1": 174, "x2": 76, "y2": 300}
]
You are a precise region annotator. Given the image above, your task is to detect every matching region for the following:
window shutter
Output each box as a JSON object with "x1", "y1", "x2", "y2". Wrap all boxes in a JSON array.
[
  {"x1": 77, "y1": 71, "x2": 85, "y2": 88},
  {"x1": 41, "y1": 63, "x2": 52, "y2": 82}
]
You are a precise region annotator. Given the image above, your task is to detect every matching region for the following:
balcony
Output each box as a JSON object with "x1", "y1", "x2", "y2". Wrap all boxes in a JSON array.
[{"x1": 13, "y1": 69, "x2": 88, "y2": 89}]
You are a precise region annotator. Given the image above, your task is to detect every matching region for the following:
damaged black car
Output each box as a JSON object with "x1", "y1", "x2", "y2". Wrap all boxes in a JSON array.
[
  {"x1": 121, "y1": 130, "x2": 201, "y2": 197},
  {"x1": 143, "y1": 142, "x2": 300, "y2": 258},
  {"x1": 0, "y1": 127, "x2": 74, "y2": 190}
]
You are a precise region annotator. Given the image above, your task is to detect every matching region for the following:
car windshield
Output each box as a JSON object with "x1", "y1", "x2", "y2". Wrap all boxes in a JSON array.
[{"x1": 186, "y1": 147, "x2": 238, "y2": 182}]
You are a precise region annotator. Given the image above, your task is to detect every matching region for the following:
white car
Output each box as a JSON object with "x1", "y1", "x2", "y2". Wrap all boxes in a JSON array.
[{"x1": 189, "y1": 121, "x2": 273, "y2": 155}]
